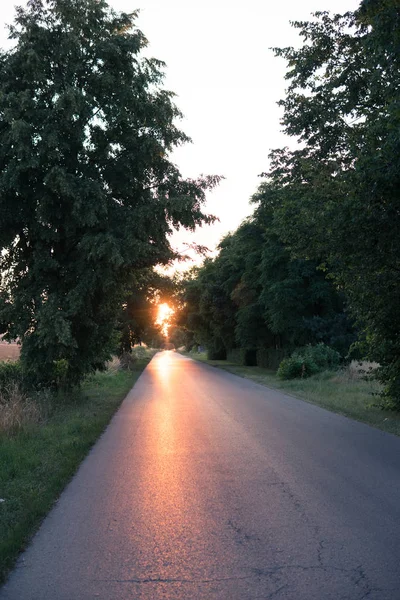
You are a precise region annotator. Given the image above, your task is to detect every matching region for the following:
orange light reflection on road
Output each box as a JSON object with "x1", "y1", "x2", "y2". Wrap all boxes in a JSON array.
[
  {"x1": 129, "y1": 352, "x2": 212, "y2": 577},
  {"x1": 155, "y1": 349, "x2": 174, "y2": 380}
]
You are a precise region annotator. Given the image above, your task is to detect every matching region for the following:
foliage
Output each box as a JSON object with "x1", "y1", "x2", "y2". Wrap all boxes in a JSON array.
[
  {"x1": 116, "y1": 269, "x2": 172, "y2": 354},
  {"x1": 277, "y1": 355, "x2": 318, "y2": 380},
  {"x1": 262, "y1": 1, "x2": 400, "y2": 405},
  {"x1": 0, "y1": 362, "x2": 23, "y2": 392},
  {"x1": 0, "y1": 0, "x2": 218, "y2": 388},
  {"x1": 180, "y1": 259, "x2": 237, "y2": 355},
  {"x1": 206, "y1": 340, "x2": 227, "y2": 361},
  {"x1": 179, "y1": 203, "x2": 353, "y2": 361},
  {"x1": 131, "y1": 345, "x2": 152, "y2": 361},
  {"x1": 278, "y1": 344, "x2": 340, "y2": 380},
  {"x1": 256, "y1": 348, "x2": 287, "y2": 370},
  {"x1": 168, "y1": 325, "x2": 190, "y2": 350},
  {"x1": 301, "y1": 343, "x2": 341, "y2": 370},
  {"x1": 227, "y1": 348, "x2": 257, "y2": 366}
]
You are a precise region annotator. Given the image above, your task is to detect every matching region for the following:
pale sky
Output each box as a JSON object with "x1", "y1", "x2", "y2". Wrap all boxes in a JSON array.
[{"x1": 0, "y1": 0, "x2": 361, "y2": 269}]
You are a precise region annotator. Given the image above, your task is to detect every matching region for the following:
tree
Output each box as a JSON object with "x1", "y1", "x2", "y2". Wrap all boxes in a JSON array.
[
  {"x1": 178, "y1": 205, "x2": 352, "y2": 361},
  {"x1": 116, "y1": 269, "x2": 173, "y2": 353},
  {"x1": 252, "y1": 195, "x2": 355, "y2": 355},
  {"x1": 181, "y1": 260, "x2": 237, "y2": 359},
  {"x1": 264, "y1": 0, "x2": 400, "y2": 406},
  {"x1": 0, "y1": 0, "x2": 218, "y2": 386}
]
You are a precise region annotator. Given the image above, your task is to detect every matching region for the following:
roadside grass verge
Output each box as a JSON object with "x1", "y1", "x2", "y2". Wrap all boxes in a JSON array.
[
  {"x1": 0, "y1": 354, "x2": 154, "y2": 584},
  {"x1": 183, "y1": 352, "x2": 400, "y2": 437}
]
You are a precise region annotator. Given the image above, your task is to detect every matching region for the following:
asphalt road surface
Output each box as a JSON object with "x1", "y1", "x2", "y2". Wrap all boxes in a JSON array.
[{"x1": 2, "y1": 351, "x2": 400, "y2": 600}]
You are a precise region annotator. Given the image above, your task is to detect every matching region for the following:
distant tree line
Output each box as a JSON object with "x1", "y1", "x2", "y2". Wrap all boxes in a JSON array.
[
  {"x1": 175, "y1": 0, "x2": 400, "y2": 409},
  {"x1": 173, "y1": 206, "x2": 355, "y2": 367}
]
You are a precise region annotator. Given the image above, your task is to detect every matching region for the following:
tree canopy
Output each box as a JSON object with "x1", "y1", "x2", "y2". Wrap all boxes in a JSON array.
[
  {"x1": 117, "y1": 268, "x2": 174, "y2": 353},
  {"x1": 0, "y1": 0, "x2": 218, "y2": 386},
  {"x1": 262, "y1": 0, "x2": 400, "y2": 405},
  {"x1": 179, "y1": 0, "x2": 400, "y2": 407},
  {"x1": 178, "y1": 203, "x2": 353, "y2": 363}
]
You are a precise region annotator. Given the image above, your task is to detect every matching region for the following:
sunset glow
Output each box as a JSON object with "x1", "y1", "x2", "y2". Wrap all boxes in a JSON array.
[{"x1": 156, "y1": 303, "x2": 174, "y2": 338}]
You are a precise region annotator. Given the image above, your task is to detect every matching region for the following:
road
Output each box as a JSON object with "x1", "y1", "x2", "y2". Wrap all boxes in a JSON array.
[{"x1": 1, "y1": 351, "x2": 400, "y2": 600}]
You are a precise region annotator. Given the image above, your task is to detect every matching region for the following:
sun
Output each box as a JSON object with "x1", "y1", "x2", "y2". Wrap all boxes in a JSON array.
[{"x1": 156, "y1": 303, "x2": 174, "y2": 337}]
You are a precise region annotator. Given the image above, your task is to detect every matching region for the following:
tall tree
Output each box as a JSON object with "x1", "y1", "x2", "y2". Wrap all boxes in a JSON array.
[
  {"x1": 182, "y1": 259, "x2": 237, "y2": 359},
  {"x1": 178, "y1": 207, "x2": 352, "y2": 360},
  {"x1": 0, "y1": 0, "x2": 218, "y2": 386},
  {"x1": 264, "y1": 0, "x2": 400, "y2": 405}
]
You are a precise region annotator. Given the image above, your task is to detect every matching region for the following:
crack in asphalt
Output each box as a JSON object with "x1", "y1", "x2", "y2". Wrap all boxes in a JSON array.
[
  {"x1": 251, "y1": 584, "x2": 289, "y2": 599},
  {"x1": 99, "y1": 563, "x2": 373, "y2": 584},
  {"x1": 95, "y1": 562, "x2": 400, "y2": 599}
]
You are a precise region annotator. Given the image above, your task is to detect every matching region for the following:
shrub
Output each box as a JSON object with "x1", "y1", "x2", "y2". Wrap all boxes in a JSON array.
[
  {"x1": 0, "y1": 361, "x2": 23, "y2": 391},
  {"x1": 302, "y1": 343, "x2": 341, "y2": 370},
  {"x1": 277, "y1": 355, "x2": 318, "y2": 379},
  {"x1": 277, "y1": 343, "x2": 340, "y2": 380},
  {"x1": 52, "y1": 359, "x2": 70, "y2": 389},
  {"x1": 131, "y1": 346, "x2": 149, "y2": 361}
]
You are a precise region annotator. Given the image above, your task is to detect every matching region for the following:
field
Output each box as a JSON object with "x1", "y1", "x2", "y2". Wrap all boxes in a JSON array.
[{"x1": 0, "y1": 344, "x2": 19, "y2": 362}]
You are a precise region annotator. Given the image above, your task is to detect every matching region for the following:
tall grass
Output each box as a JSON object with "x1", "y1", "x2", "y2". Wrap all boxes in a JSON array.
[{"x1": 0, "y1": 384, "x2": 44, "y2": 435}]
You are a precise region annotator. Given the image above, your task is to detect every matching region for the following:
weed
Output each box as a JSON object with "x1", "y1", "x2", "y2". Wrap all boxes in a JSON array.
[{"x1": 0, "y1": 384, "x2": 43, "y2": 435}]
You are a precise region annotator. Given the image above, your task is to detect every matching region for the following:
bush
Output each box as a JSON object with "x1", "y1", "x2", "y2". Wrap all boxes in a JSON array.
[
  {"x1": 277, "y1": 344, "x2": 341, "y2": 380},
  {"x1": 277, "y1": 355, "x2": 319, "y2": 379},
  {"x1": 374, "y1": 360, "x2": 400, "y2": 411},
  {"x1": 0, "y1": 361, "x2": 23, "y2": 391},
  {"x1": 131, "y1": 346, "x2": 149, "y2": 360},
  {"x1": 302, "y1": 343, "x2": 341, "y2": 370}
]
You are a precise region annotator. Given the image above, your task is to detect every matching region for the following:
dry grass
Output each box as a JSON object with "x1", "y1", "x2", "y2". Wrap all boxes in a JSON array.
[
  {"x1": 0, "y1": 344, "x2": 20, "y2": 362},
  {"x1": 333, "y1": 360, "x2": 379, "y2": 383},
  {"x1": 0, "y1": 383, "x2": 43, "y2": 435},
  {"x1": 105, "y1": 356, "x2": 121, "y2": 374},
  {"x1": 119, "y1": 352, "x2": 137, "y2": 370}
]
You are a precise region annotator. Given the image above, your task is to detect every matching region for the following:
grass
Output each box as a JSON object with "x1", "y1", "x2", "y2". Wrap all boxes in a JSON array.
[
  {"x1": 0, "y1": 383, "x2": 43, "y2": 435},
  {"x1": 184, "y1": 352, "x2": 400, "y2": 437},
  {"x1": 0, "y1": 354, "x2": 154, "y2": 584}
]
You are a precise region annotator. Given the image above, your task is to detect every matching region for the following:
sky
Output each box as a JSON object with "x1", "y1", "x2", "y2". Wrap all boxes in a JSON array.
[{"x1": 0, "y1": 0, "x2": 361, "y2": 270}]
